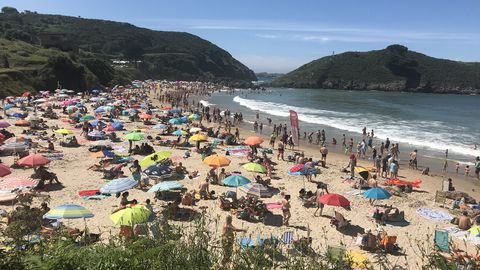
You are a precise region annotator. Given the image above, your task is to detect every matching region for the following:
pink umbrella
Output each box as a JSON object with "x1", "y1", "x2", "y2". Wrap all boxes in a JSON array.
[
  {"x1": 0, "y1": 176, "x2": 39, "y2": 189},
  {"x1": 17, "y1": 154, "x2": 51, "y2": 167},
  {"x1": 0, "y1": 121, "x2": 10, "y2": 128},
  {"x1": 0, "y1": 164, "x2": 12, "y2": 177}
]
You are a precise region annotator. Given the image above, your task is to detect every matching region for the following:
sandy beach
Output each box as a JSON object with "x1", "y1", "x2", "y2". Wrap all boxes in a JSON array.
[{"x1": 1, "y1": 84, "x2": 479, "y2": 269}]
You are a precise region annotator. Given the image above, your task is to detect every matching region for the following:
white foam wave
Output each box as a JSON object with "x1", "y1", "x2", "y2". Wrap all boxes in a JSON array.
[
  {"x1": 233, "y1": 96, "x2": 480, "y2": 158},
  {"x1": 199, "y1": 100, "x2": 215, "y2": 107}
]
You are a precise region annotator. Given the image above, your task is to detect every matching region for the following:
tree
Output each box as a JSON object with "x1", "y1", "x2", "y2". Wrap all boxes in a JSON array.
[{"x1": 1, "y1": 7, "x2": 19, "y2": 14}]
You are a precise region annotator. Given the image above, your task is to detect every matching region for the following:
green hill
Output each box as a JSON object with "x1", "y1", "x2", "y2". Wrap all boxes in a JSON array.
[
  {"x1": 0, "y1": 7, "x2": 256, "y2": 97},
  {"x1": 272, "y1": 45, "x2": 480, "y2": 94}
]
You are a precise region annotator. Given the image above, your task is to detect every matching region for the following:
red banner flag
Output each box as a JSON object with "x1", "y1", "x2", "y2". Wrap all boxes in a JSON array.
[{"x1": 289, "y1": 110, "x2": 299, "y2": 147}]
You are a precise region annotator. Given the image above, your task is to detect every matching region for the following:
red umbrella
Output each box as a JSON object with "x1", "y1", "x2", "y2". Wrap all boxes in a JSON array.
[
  {"x1": 17, "y1": 154, "x2": 50, "y2": 167},
  {"x1": 139, "y1": 113, "x2": 152, "y2": 119},
  {"x1": 0, "y1": 164, "x2": 12, "y2": 177},
  {"x1": 22, "y1": 91, "x2": 31, "y2": 97},
  {"x1": 289, "y1": 164, "x2": 305, "y2": 173},
  {"x1": 318, "y1": 193, "x2": 350, "y2": 208},
  {"x1": 0, "y1": 176, "x2": 39, "y2": 189},
  {"x1": 244, "y1": 136, "x2": 264, "y2": 146}
]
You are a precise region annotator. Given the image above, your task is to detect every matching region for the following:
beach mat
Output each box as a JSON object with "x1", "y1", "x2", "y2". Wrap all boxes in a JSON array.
[
  {"x1": 79, "y1": 189, "x2": 100, "y2": 196},
  {"x1": 416, "y1": 207, "x2": 453, "y2": 222}
]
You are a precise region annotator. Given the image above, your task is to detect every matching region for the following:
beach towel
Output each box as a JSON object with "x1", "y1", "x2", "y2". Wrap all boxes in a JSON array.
[
  {"x1": 266, "y1": 202, "x2": 283, "y2": 210},
  {"x1": 434, "y1": 229, "x2": 450, "y2": 252},
  {"x1": 78, "y1": 189, "x2": 100, "y2": 196},
  {"x1": 43, "y1": 153, "x2": 64, "y2": 161},
  {"x1": 82, "y1": 194, "x2": 110, "y2": 200},
  {"x1": 343, "y1": 190, "x2": 364, "y2": 197},
  {"x1": 416, "y1": 208, "x2": 453, "y2": 222}
]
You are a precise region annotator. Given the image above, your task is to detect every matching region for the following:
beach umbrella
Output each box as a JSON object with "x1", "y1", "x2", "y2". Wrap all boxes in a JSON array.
[
  {"x1": 3, "y1": 104, "x2": 14, "y2": 110},
  {"x1": 54, "y1": 128, "x2": 73, "y2": 135},
  {"x1": 143, "y1": 164, "x2": 172, "y2": 177},
  {"x1": 223, "y1": 175, "x2": 251, "y2": 187},
  {"x1": 242, "y1": 163, "x2": 267, "y2": 173},
  {"x1": 363, "y1": 188, "x2": 391, "y2": 200},
  {"x1": 66, "y1": 106, "x2": 78, "y2": 114},
  {"x1": 0, "y1": 177, "x2": 39, "y2": 189},
  {"x1": 43, "y1": 204, "x2": 94, "y2": 219},
  {"x1": 89, "y1": 140, "x2": 112, "y2": 147},
  {"x1": 318, "y1": 193, "x2": 350, "y2": 208},
  {"x1": 203, "y1": 155, "x2": 231, "y2": 168},
  {"x1": 100, "y1": 177, "x2": 137, "y2": 194},
  {"x1": 148, "y1": 181, "x2": 183, "y2": 193},
  {"x1": 33, "y1": 98, "x2": 48, "y2": 103},
  {"x1": 139, "y1": 113, "x2": 152, "y2": 119},
  {"x1": 153, "y1": 123, "x2": 167, "y2": 129},
  {"x1": 110, "y1": 205, "x2": 151, "y2": 226},
  {"x1": 80, "y1": 115, "x2": 95, "y2": 121},
  {"x1": 140, "y1": 151, "x2": 172, "y2": 168},
  {"x1": 355, "y1": 166, "x2": 371, "y2": 180},
  {"x1": 189, "y1": 127, "x2": 202, "y2": 133},
  {"x1": 0, "y1": 164, "x2": 12, "y2": 177},
  {"x1": 0, "y1": 142, "x2": 27, "y2": 152},
  {"x1": 168, "y1": 118, "x2": 183, "y2": 125},
  {"x1": 239, "y1": 183, "x2": 271, "y2": 198},
  {"x1": 189, "y1": 134, "x2": 208, "y2": 142},
  {"x1": 14, "y1": 120, "x2": 29, "y2": 126},
  {"x1": 17, "y1": 154, "x2": 50, "y2": 167},
  {"x1": 0, "y1": 191, "x2": 17, "y2": 203},
  {"x1": 0, "y1": 122, "x2": 11, "y2": 128},
  {"x1": 188, "y1": 114, "x2": 201, "y2": 121},
  {"x1": 90, "y1": 120, "x2": 106, "y2": 127},
  {"x1": 244, "y1": 136, "x2": 264, "y2": 146},
  {"x1": 111, "y1": 121, "x2": 124, "y2": 130},
  {"x1": 123, "y1": 132, "x2": 144, "y2": 141},
  {"x1": 171, "y1": 130, "x2": 187, "y2": 136},
  {"x1": 169, "y1": 108, "x2": 181, "y2": 114}
]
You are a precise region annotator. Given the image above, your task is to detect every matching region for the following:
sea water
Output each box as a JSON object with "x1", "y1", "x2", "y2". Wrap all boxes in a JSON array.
[{"x1": 198, "y1": 88, "x2": 480, "y2": 166}]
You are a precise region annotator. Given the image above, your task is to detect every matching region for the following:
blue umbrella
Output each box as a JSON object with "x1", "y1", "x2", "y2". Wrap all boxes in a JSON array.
[
  {"x1": 363, "y1": 188, "x2": 391, "y2": 200},
  {"x1": 94, "y1": 107, "x2": 105, "y2": 113},
  {"x1": 169, "y1": 108, "x2": 181, "y2": 114},
  {"x1": 171, "y1": 130, "x2": 186, "y2": 136},
  {"x1": 143, "y1": 164, "x2": 172, "y2": 176},
  {"x1": 153, "y1": 123, "x2": 167, "y2": 129},
  {"x1": 223, "y1": 175, "x2": 251, "y2": 187},
  {"x1": 4, "y1": 104, "x2": 14, "y2": 110},
  {"x1": 148, "y1": 181, "x2": 183, "y2": 193},
  {"x1": 180, "y1": 116, "x2": 188, "y2": 123},
  {"x1": 112, "y1": 121, "x2": 124, "y2": 130},
  {"x1": 90, "y1": 120, "x2": 105, "y2": 127},
  {"x1": 100, "y1": 178, "x2": 138, "y2": 194},
  {"x1": 88, "y1": 130, "x2": 106, "y2": 138},
  {"x1": 10, "y1": 113, "x2": 24, "y2": 118},
  {"x1": 169, "y1": 118, "x2": 183, "y2": 125}
]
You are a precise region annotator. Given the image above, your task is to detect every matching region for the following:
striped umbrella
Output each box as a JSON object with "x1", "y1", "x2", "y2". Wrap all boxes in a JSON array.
[
  {"x1": 148, "y1": 181, "x2": 183, "y2": 193},
  {"x1": 0, "y1": 164, "x2": 12, "y2": 177},
  {"x1": 239, "y1": 183, "x2": 271, "y2": 198},
  {"x1": 0, "y1": 176, "x2": 39, "y2": 189},
  {"x1": 100, "y1": 178, "x2": 138, "y2": 194},
  {"x1": 43, "y1": 204, "x2": 94, "y2": 219},
  {"x1": 88, "y1": 130, "x2": 106, "y2": 139},
  {"x1": 0, "y1": 142, "x2": 27, "y2": 152},
  {"x1": 17, "y1": 154, "x2": 50, "y2": 167}
]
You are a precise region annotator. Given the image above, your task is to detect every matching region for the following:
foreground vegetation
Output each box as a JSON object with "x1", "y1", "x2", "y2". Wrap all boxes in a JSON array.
[
  {"x1": 0, "y1": 7, "x2": 256, "y2": 97},
  {"x1": 272, "y1": 44, "x2": 480, "y2": 94},
  {"x1": 0, "y1": 194, "x2": 473, "y2": 270}
]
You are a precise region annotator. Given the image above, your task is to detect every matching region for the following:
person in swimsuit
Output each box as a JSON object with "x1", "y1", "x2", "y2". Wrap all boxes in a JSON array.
[
  {"x1": 222, "y1": 215, "x2": 246, "y2": 265},
  {"x1": 281, "y1": 195, "x2": 292, "y2": 226}
]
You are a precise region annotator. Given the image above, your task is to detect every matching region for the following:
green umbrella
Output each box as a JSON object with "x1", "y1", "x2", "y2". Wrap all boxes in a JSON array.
[
  {"x1": 242, "y1": 163, "x2": 267, "y2": 173},
  {"x1": 123, "y1": 132, "x2": 144, "y2": 141},
  {"x1": 80, "y1": 115, "x2": 95, "y2": 121},
  {"x1": 110, "y1": 205, "x2": 151, "y2": 226}
]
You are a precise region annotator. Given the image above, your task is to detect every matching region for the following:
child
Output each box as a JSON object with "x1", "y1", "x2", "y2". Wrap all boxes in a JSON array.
[
  {"x1": 465, "y1": 165, "x2": 470, "y2": 176},
  {"x1": 456, "y1": 163, "x2": 460, "y2": 174}
]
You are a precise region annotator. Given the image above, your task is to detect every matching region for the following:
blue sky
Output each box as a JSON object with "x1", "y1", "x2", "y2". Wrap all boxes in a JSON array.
[{"x1": 3, "y1": 0, "x2": 480, "y2": 72}]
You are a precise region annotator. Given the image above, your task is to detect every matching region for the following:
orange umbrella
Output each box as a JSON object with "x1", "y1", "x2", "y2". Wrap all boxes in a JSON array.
[
  {"x1": 203, "y1": 155, "x2": 231, "y2": 168},
  {"x1": 244, "y1": 136, "x2": 264, "y2": 146},
  {"x1": 17, "y1": 154, "x2": 50, "y2": 167},
  {"x1": 14, "y1": 120, "x2": 30, "y2": 126}
]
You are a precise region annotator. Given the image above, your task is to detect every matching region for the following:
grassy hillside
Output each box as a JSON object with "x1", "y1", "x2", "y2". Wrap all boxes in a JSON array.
[
  {"x1": 0, "y1": 7, "x2": 256, "y2": 97},
  {"x1": 272, "y1": 45, "x2": 480, "y2": 94}
]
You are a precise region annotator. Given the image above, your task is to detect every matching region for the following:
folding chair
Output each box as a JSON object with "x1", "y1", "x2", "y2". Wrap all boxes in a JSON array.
[
  {"x1": 434, "y1": 191, "x2": 447, "y2": 208},
  {"x1": 434, "y1": 229, "x2": 449, "y2": 252},
  {"x1": 281, "y1": 231, "x2": 294, "y2": 245}
]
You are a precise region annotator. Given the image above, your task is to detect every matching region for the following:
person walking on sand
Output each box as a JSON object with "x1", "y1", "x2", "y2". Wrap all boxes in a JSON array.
[
  {"x1": 347, "y1": 154, "x2": 357, "y2": 179},
  {"x1": 281, "y1": 195, "x2": 291, "y2": 226},
  {"x1": 129, "y1": 160, "x2": 143, "y2": 188},
  {"x1": 277, "y1": 141, "x2": 285, "y2": 160},
  {"x1": 320, "y1": 144, "x2": 328, "y2": 164},
  {"x1": 409, "y1": 149, "x2": 418, "y2": 170},
  {"x1": 475, "y1": 157, "x2": 480, "y2": 180}
]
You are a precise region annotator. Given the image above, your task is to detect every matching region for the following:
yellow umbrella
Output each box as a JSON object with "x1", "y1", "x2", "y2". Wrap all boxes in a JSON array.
[
  {"x1": 54, "y1": 128, "x2": 73, "y2": 135},
  {"x1": 242, "y1": 162, "x2": 267, "y2": 173},
  {"x1": 203, "y1": 155, "x2": 231, "y2": 168},
  {"x1": 110, "y1": 205, "x2": 151, "y2": 226},
  {"x1": 140, "y1": 151, "x2": 172, "y2": 168},
  {"x1": 189, "y1": 134, "x2": 208, "y2": 142}
]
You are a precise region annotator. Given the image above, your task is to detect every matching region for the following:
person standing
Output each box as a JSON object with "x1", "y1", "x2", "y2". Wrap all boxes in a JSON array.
[
  {"x1": 475, "y1": 157, "x2": 480, "y2": 180},
  {"x1": 222, "y1": 215, "x2": 246, "y2": 265},
  {"x1": 277, "y1": 141, "x2": 285, "y2": 160},
  {"x1": 281, "y1": 195, "x2": 292, "y2": 226},
  {"x1": 409, "y1": 150, "x2": 418, "y2": 170},
  {"x1": 320, "y1": 144, "x2": 328, "y2": 165},
  {"x1": 348, "y1": 154, "x2": 357, "y2": 179},
  {"x1": 129, "y1": 160, "x2": 143, "y2": 188}
]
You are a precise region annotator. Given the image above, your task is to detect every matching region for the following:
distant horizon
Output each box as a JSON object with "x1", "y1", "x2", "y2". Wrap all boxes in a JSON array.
[{"x1": 2, "y1": 0, "x2": 479, "y2": 73}]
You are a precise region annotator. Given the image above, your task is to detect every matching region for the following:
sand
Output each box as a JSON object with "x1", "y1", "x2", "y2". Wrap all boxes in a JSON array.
[{"x1": 1, "y1": 87, "x2": 478, "y2": 269}]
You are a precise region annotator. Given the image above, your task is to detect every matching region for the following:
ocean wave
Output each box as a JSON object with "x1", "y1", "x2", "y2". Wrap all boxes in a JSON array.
[
  {"x1": 232, "y1": 96, "x2": 480, "y2": 158},
  {"x1": 199, "y1": 100, "x2": 216, "y2": 107}
]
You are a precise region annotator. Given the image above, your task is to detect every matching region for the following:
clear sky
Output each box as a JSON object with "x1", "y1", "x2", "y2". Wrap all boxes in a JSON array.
[{"x1": 3, "y1": 0, "x2": 480, "y2": 73}]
